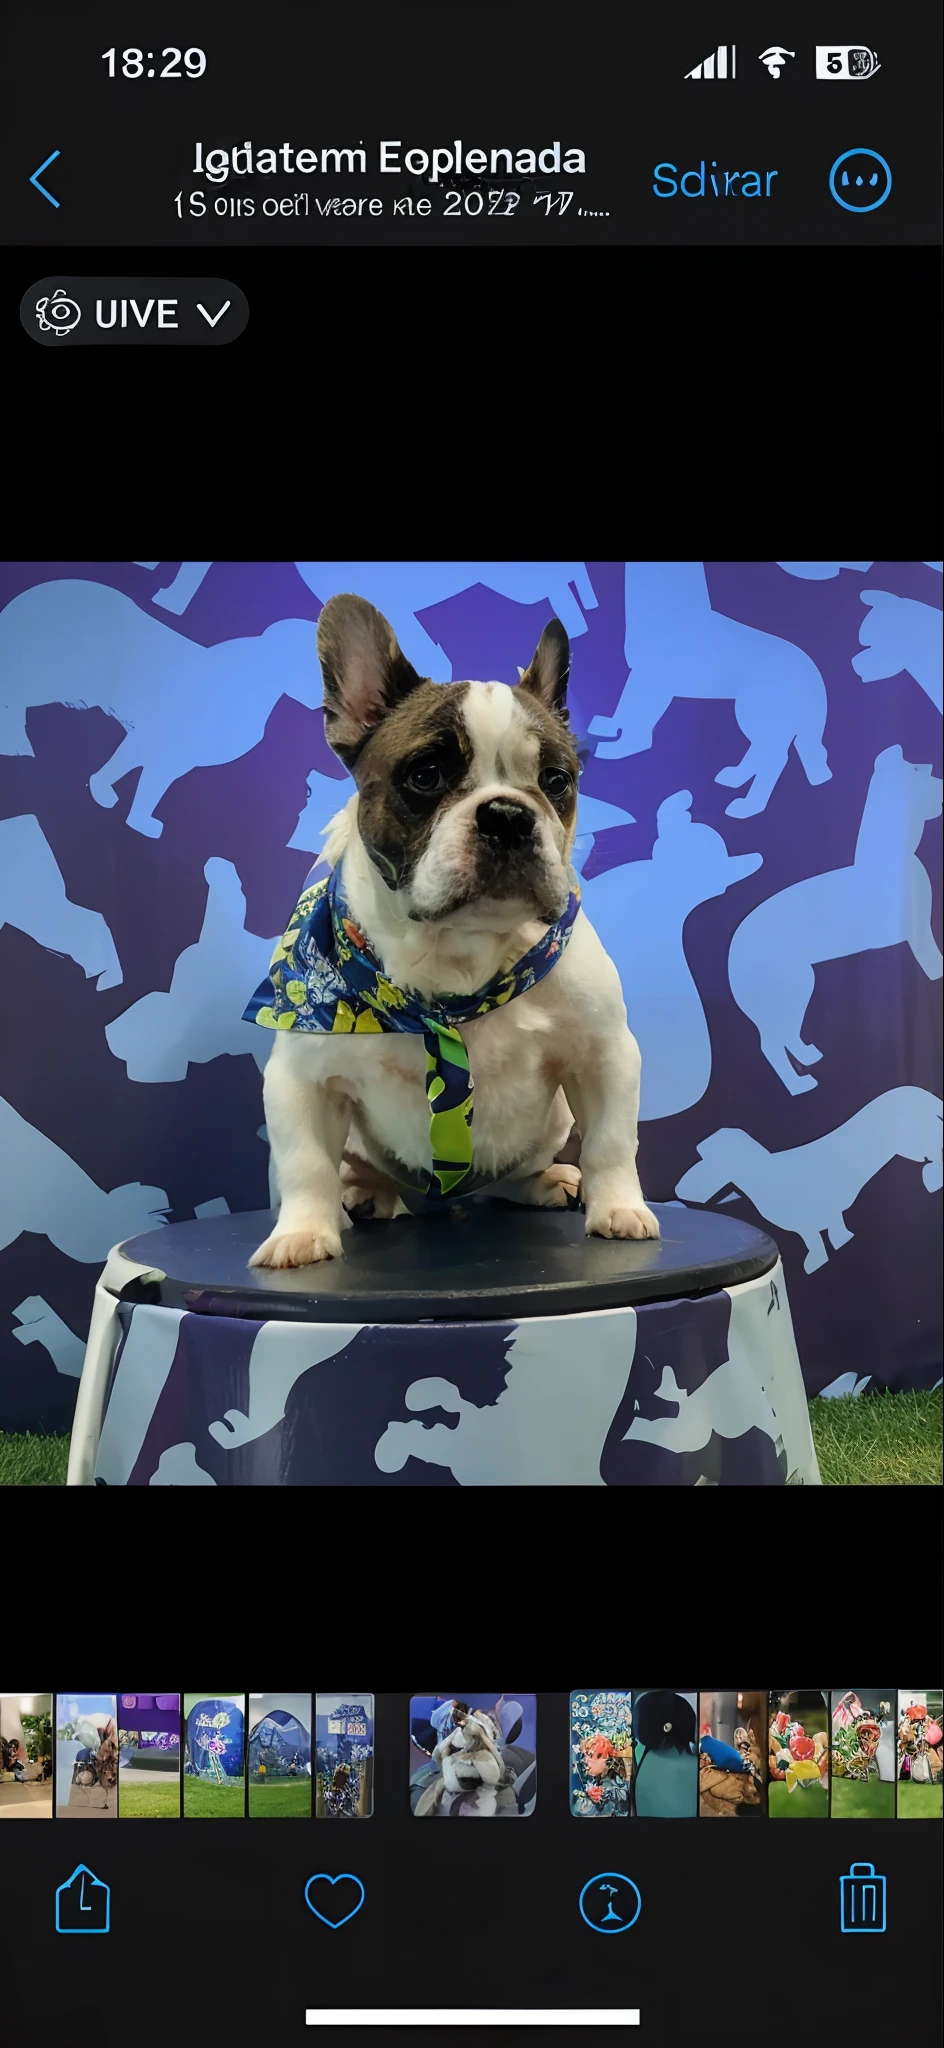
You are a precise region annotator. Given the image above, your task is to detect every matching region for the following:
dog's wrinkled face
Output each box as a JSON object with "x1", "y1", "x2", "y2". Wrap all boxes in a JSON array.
[{"x1": 317, "y1": 594, "x2": 580, "y2": 924}]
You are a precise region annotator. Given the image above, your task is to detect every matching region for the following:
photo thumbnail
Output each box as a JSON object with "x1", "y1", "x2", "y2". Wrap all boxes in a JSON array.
[
  {"x1": 570, "y1": 1690, "x2": 633, "y2": 1816},
  {"x1": 830, "y1": 1689, "x2": 896, "y2": 1819},
  {"x1": 249, "y1": 1693, "x2": 312, "y2": 1816},
  {"x1": 0, "y1": 1694, "x2": 52, "y2": 1817},
  {"x1": 183, "y1": 1694, "x2": 246, "y2": 1816},
  {"x1": 55, "y1": 1694, "x2": 119, "y2": 1817},
  {"x1": 698, "y1": 1691, "x2": 766, "y2": 1817},
  {"x1": 314, "y1": 1694, "x2": 374, "y2": 1817},
  {"x1": 897, "y1": 1690, "x2": 943, "y2": 1817},
  {"x1": 410, "y1": 1694, "x2": 536, "y2": 1816},
  {"x1": 630, "y1": 1690, "x2": 698, "y2": 1817},
  {"x1": 768, "y1": 1690, "x2": 829, "y2": 1816}
]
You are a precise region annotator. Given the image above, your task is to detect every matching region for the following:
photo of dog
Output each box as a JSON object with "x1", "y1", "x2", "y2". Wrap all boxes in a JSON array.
[
  {"x1": 410, "y1": 1694, "x2": 537, "y2": 1816},
  {"x1": 249, "y1": 594, "x2": 658, "y2": 1270},
  {"x1": 55, "y1": 1694, "x2": 120, "y2": 1818}
]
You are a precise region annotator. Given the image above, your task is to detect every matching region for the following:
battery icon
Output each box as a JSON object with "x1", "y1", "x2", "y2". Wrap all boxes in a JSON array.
[
  {"x1": 816, "y1": 46, "x2": 881, "y2": 79},
  {"x1": 840, "y1": 1862, "x2": 887, "y2": 1933}
]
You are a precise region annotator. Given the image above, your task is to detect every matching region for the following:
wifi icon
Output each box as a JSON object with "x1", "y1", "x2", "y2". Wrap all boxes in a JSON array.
[{"x1": 759, "y1": 46, "x2": 795, "y2": 79}]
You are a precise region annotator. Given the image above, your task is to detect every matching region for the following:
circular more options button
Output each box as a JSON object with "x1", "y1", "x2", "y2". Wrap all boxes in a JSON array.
[{"x1": 21, "y1": 278, "x2": 249, "y2": 344}]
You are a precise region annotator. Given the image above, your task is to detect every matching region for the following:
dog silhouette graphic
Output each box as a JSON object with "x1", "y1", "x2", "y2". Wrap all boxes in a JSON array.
[
  {"x1": 374, "y1": 1314, "x2": 636, "y2": 1485},
  {"x1": 0, "y1": 580, "x2": 321, "y2": 837},
  {"x1": 132, "y1": 562, "x2": 601, "y2": 669},
  {"x1": 293, "y1": 561, "x2": 599, "y2": 677},
  {"x1": 12, "y1": 1296, "x2": 86, "y2": 1378},
  {"x1": 852, "y1": 589, "x2": 943, "y2": 713},
  {"x1": 0, "y1": 1092, "x2": 168, "y2": 1261},
  {"x1": 0, "y1": 814, "x2": 122, "y2": 989},
  {"x1": 207, "y1": 1322, "x2": 361, "y2": 1452},
  {"x1": 581, "y1": 790, "x2": 762, "y2": 1118},
  {"x1": 676, "y1": 1087, "x2": 943, "y2": 1274},
  {"x1": 105, "y1": 858, "x2": 278, "y2": 1081},
  {"x1": 587, "y1": 562, "x2": 832, "y2": 816},
  {"x1": 728, "y1": 746, "x2": 942, "y2": 1092}
]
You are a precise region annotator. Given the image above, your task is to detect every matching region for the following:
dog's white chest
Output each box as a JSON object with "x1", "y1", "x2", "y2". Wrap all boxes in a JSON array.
[{"x1": 325, "y1": 999, "x2": 564, "y2": 1178}]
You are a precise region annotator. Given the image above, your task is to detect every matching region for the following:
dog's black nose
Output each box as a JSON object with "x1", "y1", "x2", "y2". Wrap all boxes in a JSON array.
[{"x1": 476, "y1": 798, "x2": 535, "y2": 849}]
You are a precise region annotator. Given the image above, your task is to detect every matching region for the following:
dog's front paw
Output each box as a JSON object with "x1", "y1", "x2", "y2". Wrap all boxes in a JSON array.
[
  {"x1": 534, "y1": 1163, "x2": 582, "y2": 1208},
  {"x1": 248, "y1": 1223, "x2": 344, "y2": 1269},
  {"x1": 584, "y1": 1198, "x2": 660, "y2": 1242},
  {"x1": 342, "y1": 1181, "x2": 408, "y2": 1221}
]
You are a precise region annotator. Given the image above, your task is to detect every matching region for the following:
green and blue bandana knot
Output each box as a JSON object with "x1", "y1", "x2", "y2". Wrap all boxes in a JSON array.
[{"x1": 243, "y1": 863, "x2": 580, "y2": 1204}]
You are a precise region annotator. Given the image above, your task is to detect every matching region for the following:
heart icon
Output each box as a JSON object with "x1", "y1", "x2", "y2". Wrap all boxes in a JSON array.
[{"x1": 304, "y1": 1873, "x2": 365, "y2": 1929}]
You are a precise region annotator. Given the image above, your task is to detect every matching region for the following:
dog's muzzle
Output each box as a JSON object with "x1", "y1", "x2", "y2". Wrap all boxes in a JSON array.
[{"x1": 476, "y1": 797, "x2": 536, "y2": 850}]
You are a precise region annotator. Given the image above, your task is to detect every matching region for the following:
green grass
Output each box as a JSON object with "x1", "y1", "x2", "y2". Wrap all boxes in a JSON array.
[
  {"x1": 1, "y1": 1388, "x2": 941, "y2": 1487},
  {"x1": 182, "y1": 1781, "x2": 246, "y2": 1817},
  {"x1": 118, "y1": 1777, "x2": 180, "y2": 1818},
  {"x1": 808, "y1": 1389, "x2": 942, "y2": 1485},
  {"x1": 0, "y1": 1431, "x2": 71, "y2": 1484},
  {"x1": 897, "y1": 1782, "x2": 944, "y2": 1819},
  {"x1": 768, "y1": 1781, "x2": 829, "y2": 1819},
  {"x1": 248, "y1": 1780, "x2": 311, "y2": 1817},
  {"x1": 829, "y1": 1777, "x2": 895, "y2": 1820}
]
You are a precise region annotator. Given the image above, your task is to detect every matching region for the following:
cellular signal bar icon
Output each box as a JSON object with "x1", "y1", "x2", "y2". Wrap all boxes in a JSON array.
[{"x1": 686, "y1": 45, "x2": 736, "y2": 80}]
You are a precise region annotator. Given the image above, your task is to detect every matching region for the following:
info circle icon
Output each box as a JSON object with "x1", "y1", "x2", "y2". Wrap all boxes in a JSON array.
[
  {"x1": 579, "y1": 1872, "x2": 642, "y2": 1933},
  {"x1": 828, "y1": 147, "x2": 892, "y2": 212}
]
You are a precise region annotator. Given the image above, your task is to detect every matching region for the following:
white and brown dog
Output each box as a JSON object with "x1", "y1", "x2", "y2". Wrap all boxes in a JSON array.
[
  {"x1": 416, "y1": 1712, "x2": 508, "y2": 1816},
  {"x1": 251, "y1": 593, "x2": 659, "y2": 1270}
]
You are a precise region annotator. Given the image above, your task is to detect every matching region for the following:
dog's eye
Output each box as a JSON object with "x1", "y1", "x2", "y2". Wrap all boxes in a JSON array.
[
  {"x1": 540, "y1": 767, "x2": 573, "y2": 799},
  {"x1": 405, "y1": 756, "x2": 446, "y2": 794}
]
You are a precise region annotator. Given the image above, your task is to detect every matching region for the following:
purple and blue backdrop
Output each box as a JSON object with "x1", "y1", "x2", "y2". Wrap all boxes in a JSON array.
[
  {"x1": 117, "y1": 1694, "x2": 181, "y2": 1747},
  {"x1": 0, "y1": 560, "x2": 940, "y2": 1437}
]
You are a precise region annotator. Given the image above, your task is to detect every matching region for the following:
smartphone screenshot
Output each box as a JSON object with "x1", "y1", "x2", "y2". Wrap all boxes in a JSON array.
[{"x1": 1, "y1": 2, "x2": 942, "y2": 2034}]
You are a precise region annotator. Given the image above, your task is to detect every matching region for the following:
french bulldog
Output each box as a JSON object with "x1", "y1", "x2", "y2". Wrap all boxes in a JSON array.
[{"x1": 251, "y1": 593, "x2": 659, "y2": 1269}]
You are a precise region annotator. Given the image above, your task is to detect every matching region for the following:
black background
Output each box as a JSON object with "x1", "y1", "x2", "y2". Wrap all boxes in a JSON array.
[
  {"x1": 6, "y1": 247, "x2": 942, "y2": 545},
  {"x1": 3, "y1": 1691, "x2": 942, "y2": 2043}
]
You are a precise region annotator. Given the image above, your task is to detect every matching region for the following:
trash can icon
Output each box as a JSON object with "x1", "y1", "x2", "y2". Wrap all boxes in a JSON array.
[{"x1": 840, "y1": 1862, "x2": 886, "y2": 1933}]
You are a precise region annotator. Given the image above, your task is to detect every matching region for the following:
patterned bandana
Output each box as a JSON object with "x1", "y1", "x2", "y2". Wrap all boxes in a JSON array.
[{"x1": 243, "y1": 863, "x2": 581, "y2": 1207}]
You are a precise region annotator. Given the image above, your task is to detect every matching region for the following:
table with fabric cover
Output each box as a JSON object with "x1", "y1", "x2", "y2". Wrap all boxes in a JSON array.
[{"x1": 67, "y1": 1201, "x2": 821, "y2": 1486}]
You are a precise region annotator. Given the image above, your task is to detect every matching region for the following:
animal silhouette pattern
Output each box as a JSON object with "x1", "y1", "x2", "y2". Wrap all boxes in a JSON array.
[
  {"x1": 728, "y1": 747, "x2": 942, "y2": 1092},
  {"x1": 588, "y1": 562, "x2": 832, "y2": 816},
  {"x1": 88, "y1": 1265, "x2": 820, "y2": 1486},
  {"x1": 0, "y1": 578, "x2": 321, "y2": 836},
  {"x1": 581, "y1": 789, "x2": 762, "y2": 1118},
  {"x1": 0, "y1": 814, "x2": 122, "y2": 988},
  {"x1": 0, "y1": 559, "x2": 940, "y2": 1434},
  {"x1": 0, "y1": 1092, "x2": 168, "y2": 1263},
  {"x1": 676, "y1": 1088, "x2": 943, "y2": 1274},
  {"x1": 12, "y1": 1297, "x2": 85, "y2": 1378},
  {"x1": 105, "y1": 858, "x2": 279, "y2": 1080},
  {"x1": 853, "y1": 590, "x2": 944, "y2": 713}
]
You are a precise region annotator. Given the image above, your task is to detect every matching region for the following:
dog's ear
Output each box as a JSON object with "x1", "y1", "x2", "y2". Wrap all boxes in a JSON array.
[
  {"x1": 317, "y1": 594, "x2": 427, "y2": 765},
  {"x1": 517, "y1": 618, "x2": 571, "y2": 718}
]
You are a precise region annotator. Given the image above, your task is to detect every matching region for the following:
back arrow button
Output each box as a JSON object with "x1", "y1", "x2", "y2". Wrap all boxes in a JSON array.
[{"x1": 30, "y1": 150, "x2": 62, "y2": 207}]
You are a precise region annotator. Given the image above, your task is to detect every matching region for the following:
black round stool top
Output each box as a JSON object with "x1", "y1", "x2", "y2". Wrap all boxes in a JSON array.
[{"x1": 114, "y1": 1201, "x2": 778, "y2": 1324}]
